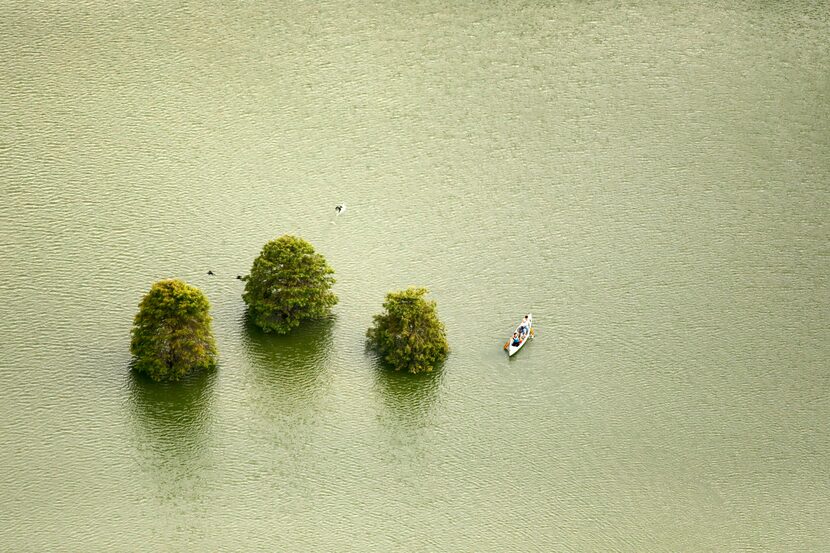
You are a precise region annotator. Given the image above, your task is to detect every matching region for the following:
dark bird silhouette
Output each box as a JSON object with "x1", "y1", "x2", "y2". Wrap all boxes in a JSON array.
[
  {"x1": 335, "y1": 204, "x2": 345, "y2": 215},
  {"x1": 207, "y1": 270, "x2": 214, "y2": 276},
  {"x1": 236, "y1": 275, "x2": 243, "y2": 280}
]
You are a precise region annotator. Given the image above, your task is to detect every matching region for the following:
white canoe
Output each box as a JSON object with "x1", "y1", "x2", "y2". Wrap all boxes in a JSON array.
[{"x1": 507, "y1": 313, "x2": 533, "y2": 356}]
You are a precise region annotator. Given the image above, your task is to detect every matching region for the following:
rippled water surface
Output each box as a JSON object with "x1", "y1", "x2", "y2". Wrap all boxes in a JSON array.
[{"x1": 1, "y1": 1, "x2": 828, "y2": 551}]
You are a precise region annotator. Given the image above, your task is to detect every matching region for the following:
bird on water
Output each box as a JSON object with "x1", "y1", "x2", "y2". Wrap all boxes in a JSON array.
[
  {"x1": 207, "y1": 270, "x2": 215, "y2": 276},
  {"x1": 335, "y1": 204, "x2": 346, "y2": 215}
]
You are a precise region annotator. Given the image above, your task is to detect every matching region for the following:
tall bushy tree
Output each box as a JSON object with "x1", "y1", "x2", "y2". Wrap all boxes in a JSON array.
[
  {"x1": 130, "y1": 279, "x2": 217, "y2": 382},
  {"x1": 366, "y1": 287, "x2": 449, "y2": 373},
  {"x1": 242, "y1": 235, "x2": 338, "y2": 334}
]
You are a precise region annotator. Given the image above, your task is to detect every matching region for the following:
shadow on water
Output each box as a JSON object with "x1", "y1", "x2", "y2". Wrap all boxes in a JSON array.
[
  {"x1": 370, "y1": 361, "x2": 446, "y2": 467},
  {"x1": 371, "y1": 359, "x2": 444, "y2": 428},
  {"x1": 126, "y1": 368, "x2": 217, "y2": 500},
  {"x1": 240, "y1": 315, "x2": 335, "y2": 422}
]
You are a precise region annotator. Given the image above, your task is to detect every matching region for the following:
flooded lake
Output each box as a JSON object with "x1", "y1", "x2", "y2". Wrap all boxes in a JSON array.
[{"x1": 1, "y1": 1, "x2": 827, "y2": 550}]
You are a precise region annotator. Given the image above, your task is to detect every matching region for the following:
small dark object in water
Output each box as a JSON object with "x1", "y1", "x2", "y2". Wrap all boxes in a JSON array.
[
  {"x1": 236, "y1": 275, "x2": 243, "y2": 280},
  {"x1": 207, "y1": 270, "x2": 214, "y2": 276},
  {"x1": 335, "y1": 204, "x2": 345, "y2": 214}
]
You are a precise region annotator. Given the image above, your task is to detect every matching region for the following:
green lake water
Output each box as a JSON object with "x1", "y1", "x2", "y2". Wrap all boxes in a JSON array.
[{"x1": 1, "y1": 1, "x2": 828, "y2": 550}]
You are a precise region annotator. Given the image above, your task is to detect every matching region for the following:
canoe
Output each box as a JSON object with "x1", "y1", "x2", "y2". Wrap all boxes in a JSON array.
[{"x1": 506, "y1": 313, "x2": 533, "y2": 356}]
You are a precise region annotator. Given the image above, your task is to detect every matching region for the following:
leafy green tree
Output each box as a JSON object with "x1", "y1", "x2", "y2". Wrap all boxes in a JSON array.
[
  {"x1": 242, "y1": 235, "x2": 338, "y2": 334},
  {"x1": 366, "y1": 287, "x2": 449, "y2": 373},
  {"x1": 130, "y1": 279, "x2": 218, "y2": 382}
]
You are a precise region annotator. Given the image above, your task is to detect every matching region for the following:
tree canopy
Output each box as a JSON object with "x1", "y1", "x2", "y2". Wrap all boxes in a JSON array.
[
  {"x1": 130, "y1": 279, "x2": 218, "y2": 382},
  {"x1": 242, "y1": 235, "x2": 338, "y2": 334},
  {"x1": 366, "y1": 287, "x2": 449, "y2": 373}
]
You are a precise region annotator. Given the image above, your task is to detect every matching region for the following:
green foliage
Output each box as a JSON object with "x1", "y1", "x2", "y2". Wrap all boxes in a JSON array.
[
  {"x1": 366, "y1": 287, "x2": 449, "y2": 373},
  {"x1": 242, "y1": 235, "x2": 338, "y2": 334},
  {"x1": 130, "y1": 279, "x2": 218, "y2": 382}
]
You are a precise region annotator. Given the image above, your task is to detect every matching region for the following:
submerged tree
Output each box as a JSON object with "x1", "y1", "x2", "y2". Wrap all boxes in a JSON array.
[
  {"x1": 242, "y1": 235, "x2": 338, "y2": 334},
  {"x1": 366, "y1": 287, "x2": 449, "y2": 373},
  {"x1": 130, "y1": 279, "x2": 218, "y2": 382}
]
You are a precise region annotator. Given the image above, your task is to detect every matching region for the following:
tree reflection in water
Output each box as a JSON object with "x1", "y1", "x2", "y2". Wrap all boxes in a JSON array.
[
  {"x1": 372, "y1": 366, "x2": 443, "y2": 426},
  {"x1": 240, "y1": 316, "x2": 335, "y2": 428},
  {"x1": 127, "y1": 368, "x2": 217, "y2": 503}
]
